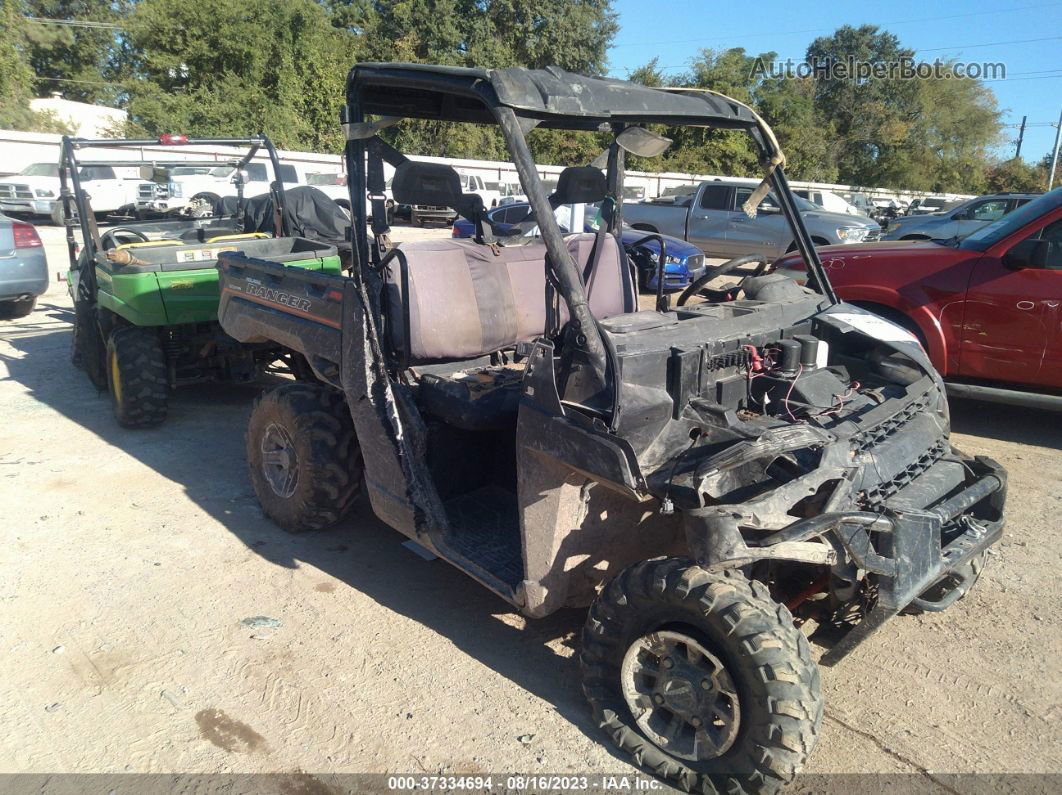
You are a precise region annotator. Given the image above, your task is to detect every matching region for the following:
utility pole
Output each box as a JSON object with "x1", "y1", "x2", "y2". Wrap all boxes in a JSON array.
[
  {"x1": 1015, "y1": 115, "x2": 1027, "y2": 159},
  {"x1": 1049, "y1": 107, "x2": 1062, "y2": 191}
]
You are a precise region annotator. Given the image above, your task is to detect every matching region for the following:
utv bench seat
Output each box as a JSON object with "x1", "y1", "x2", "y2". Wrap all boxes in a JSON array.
[{"x1": 384, "y1": 232, "x2": 633, "y2": 365}]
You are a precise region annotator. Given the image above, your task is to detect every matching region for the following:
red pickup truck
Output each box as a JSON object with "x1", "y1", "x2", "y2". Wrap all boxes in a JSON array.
[{"x1": 776, "y1": 188, "x2": 1062, "y2": 409}]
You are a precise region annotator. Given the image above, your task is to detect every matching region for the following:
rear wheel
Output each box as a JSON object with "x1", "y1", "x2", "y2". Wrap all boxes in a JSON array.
[
  {"x1": 106, "y1": 326, "x2": 169, "y2": 428},
  {"x1": 581, "y1": 559, "x2": 822, "y2": 795},
  {"x1": 0, "y1": 297, "x2": 35, "y2": 319},
  {"x1": 246, "y1": 382, "x2": 362, "y2": 532}
]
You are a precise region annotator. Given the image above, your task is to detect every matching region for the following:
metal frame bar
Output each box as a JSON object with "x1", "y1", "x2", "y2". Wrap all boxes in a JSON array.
[{"x1": 58, "y1": 134, "x2": 287, "y2": 274}]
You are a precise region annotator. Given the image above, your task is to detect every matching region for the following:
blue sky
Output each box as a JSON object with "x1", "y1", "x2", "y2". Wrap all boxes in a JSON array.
[{"x1": 606, "y1": 0, "x2": 1062, "y2": 163}]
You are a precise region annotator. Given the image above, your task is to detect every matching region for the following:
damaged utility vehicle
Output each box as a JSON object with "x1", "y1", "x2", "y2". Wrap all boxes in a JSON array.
[
  {"x1": 216, "y1": 64, "x2": 1007, "y2": 793},
  {"x1": 62, "y1": 135, "x2": 346, "y2": 427}
]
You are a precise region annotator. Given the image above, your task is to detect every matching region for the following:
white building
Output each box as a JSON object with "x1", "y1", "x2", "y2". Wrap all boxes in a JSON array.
[{"x1": 29, "y1": 92, "x2": 127, "y2": 138}]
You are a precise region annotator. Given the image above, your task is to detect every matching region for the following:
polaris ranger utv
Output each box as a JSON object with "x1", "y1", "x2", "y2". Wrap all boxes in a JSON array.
[
  {"x1": 61, "y1": 135, "x2": 347, "y2": 427},
  {"x1": 215, "y1": 64, "x2": 1006, "y2": 793}
]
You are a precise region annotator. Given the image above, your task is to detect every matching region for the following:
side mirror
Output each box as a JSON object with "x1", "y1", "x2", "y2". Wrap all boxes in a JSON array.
[
  {"x1": 951, "y1": 210, "x2": 970, "y2": 221},
  {"x1": 1003, "y1": 238, "x2": 1053, "y2": 269},
  {"x1": 232, "y1": 169, "x2": 250, "y2": 185}
]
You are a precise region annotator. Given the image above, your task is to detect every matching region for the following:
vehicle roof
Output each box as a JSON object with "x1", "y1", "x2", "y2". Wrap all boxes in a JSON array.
[{"x1": 347, "y1": 63, "x2": 761, "y2": 131}]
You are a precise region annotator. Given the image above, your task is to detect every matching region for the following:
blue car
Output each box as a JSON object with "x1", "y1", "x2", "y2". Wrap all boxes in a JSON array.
[{"x1": 451, "y1": 202, "x2": 704, "y2": 292}]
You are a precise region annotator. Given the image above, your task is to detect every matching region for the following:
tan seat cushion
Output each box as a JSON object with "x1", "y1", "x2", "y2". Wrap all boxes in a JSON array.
[{"x1": 384, "y1": 233, "x2": 633, "y2": 364}]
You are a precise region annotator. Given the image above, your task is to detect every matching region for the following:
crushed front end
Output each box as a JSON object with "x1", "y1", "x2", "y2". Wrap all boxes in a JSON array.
[{"x1": 594, "y1": 278, "x2": 1006, "y2": 664}]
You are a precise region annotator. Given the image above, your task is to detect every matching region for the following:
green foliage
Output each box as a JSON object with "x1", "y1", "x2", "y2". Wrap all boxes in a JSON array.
[
  {"x1": 0, "y1": 2, "x2": 1020, "y2": 195},
  {"x1": 625, "y1": 26, "x2": 1005, "y2": 193},
  {"x1": 985, "y1": 157, "x2": 1049, "y2": 193},
  {"x1": 22, "y1": 0, "x2": 125, "y2": 104},
  {"x1": 342, "y1": 0, "x2": 618, "y2": 162},
  {"x1": 0, "y1": 0, "x2": 38, "y2": 129},
  {"x1": 122, "y1": 0, "x2": 358, "y2": 151},
  {"x1": 0, "y1": 0, "x2": 77, "y2": 132}
]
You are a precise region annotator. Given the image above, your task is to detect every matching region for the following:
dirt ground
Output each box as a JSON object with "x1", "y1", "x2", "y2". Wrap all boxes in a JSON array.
[{"x1": 0, "y1": 223, "x2": 1059, "y2": 791}]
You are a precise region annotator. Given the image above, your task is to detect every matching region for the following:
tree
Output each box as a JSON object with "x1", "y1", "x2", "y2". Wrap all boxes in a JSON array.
[
  {"x1": 806, "y1": 25, "x2": 921, "y2": 186},
  {"x1": 121, "y1": 0, "x2": 358, "y2": 152},
  {"x1": 0, "y1": 0, "x2": 38, "y2": 129},
  {"x1": 341, "y1": 0, "x2": 618, "y2": 163},
  {"x1": 985, "y1": 157, "x2": 1048, "y2": 193},
  {"x1": 21, "y1": 0, "x2": 125, "y2": 105},
  {"x1": 0, "y1": 0, "x2": 75, "y2": 132}
]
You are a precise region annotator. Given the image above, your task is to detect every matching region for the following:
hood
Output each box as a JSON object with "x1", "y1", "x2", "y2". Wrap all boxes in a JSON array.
[
  {"x1": 0, "y1": 175, "x2": 60, "y2": 188},
  {"x1": 801, "y1": 207, "x2": 878, "y2": 228},
  {"x1": 776, "y1": 239, "x2": 963, "y2": 270},
  {"x1": 621, "y1": 229, "x2": 701, "y2": 259}
]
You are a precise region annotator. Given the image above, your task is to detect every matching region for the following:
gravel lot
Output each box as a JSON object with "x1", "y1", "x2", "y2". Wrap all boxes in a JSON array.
[{"x1": 0, "y1": 222, "x2": 1059, "y2": 790}]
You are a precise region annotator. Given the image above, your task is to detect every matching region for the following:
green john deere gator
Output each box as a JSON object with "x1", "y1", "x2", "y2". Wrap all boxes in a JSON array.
[{"x1": 62, "y1": 134, "x2": 346, "y2": 427}]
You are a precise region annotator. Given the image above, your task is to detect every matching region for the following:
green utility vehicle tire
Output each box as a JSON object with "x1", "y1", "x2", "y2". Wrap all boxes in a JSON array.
[
  {"x1": 106, "y1": 326, "x2": 169, "y2": 428},
  {"x1": 581, "y1": 559, "x2": 822, "y2": 795},
  {"x1": 246, "y1": 383, "x2": 363, "y2": 532}
]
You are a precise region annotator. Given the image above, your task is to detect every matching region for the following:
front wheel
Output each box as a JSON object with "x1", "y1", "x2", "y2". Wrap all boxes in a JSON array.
[
  {"x1": 581, "y1": 559, "x2": 822, "y2": 795},
  {"x1": 246, "y1": 383, "x2": 363, "y2": 532},
  {"x1": 106, "y1": 326, "x2": 169, "y2": 428}
]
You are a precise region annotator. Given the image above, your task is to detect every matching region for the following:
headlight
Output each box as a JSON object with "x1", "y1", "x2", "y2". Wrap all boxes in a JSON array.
[
  {"x1": 887, "y1": 223, "x2": 900, "y2": 232},
  {"x1": 168, "y1": 182, "x2": 183, "y2": 198},
  {"x1": 35, "y1": 189, "x2": 55, "y2": 198},
  {"x1": 837, "y1": 227, "x2": 869, "y2": 243}
]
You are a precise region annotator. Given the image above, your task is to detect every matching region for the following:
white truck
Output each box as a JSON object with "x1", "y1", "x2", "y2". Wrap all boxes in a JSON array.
[
  {"x1": 0, "y1": 162, "x2": 153, "y2": 224},
  {"x1": 410, "y1": 171, "x2": 502, "y2": 225},
  {"x1": 141, "y1": 160, "x2": 305, "y2": 217}
]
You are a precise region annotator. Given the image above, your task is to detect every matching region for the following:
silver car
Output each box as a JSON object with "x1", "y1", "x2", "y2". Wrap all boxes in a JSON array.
[
  {"x1": 885, "y1": 193, "x2": 1038, "y2": 241},
  {"x1": 0, "y1": 213, "x2": 48, "y2": 319}
]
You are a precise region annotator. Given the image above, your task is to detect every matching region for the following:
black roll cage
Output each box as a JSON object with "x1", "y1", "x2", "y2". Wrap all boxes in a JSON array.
[
  {"x1": 57, "y1": 134, "x2": 288, "y2": 277},
  {"x1": 340, "y1": 63, "x2": 837, "y2": 411}
]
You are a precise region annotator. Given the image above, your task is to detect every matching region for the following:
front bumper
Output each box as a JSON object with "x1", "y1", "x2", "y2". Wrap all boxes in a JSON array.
[
  {"x1": 815, "y1": 453, "x2": 1006, "y2": 664},
  {"x1": 0, "y1": 199, "x2": 55, "y2": 215}
]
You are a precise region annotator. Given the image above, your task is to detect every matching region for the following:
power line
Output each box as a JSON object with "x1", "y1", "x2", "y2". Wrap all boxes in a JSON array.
[
  {"x1": 917, "y1": 34, "x2": 1062, "y2": 52},
  {"x1": 638, "y1": 34, "x2": 1062, "y2": 71},
  {"x1": 609, "y1": 2, "x2": 1062, "y2": 49},
  {"x1": 24, "y1": 16, "x2": 121, "y2": 30}
]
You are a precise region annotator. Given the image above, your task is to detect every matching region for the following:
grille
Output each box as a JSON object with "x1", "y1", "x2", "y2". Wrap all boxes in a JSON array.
[
  {"x1": 861, "y1": 439, "x2": 948, "y2": 507},
  {"x1": 685, "y1": 254, "x2": 705, "y2": 271},
  {"x1": 138, "y1": 183, "x2": 155, "y2": 200},
  {"x1": 852, "y1": 394, "x2": 930, "y2": 453},
  {"x1": 864, "y1": 227, "x2": 883, "y2": 241},
  {"x1": 0, "y1": 184, "x2": 33, "y2": 200},
  {"x1": 705, "y1": 349, "x2": 750, "y2": 372}
]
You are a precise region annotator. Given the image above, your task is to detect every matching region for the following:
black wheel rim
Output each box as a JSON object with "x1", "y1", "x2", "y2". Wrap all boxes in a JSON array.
[
  {"x1": 620, "y1": 630, "x2": 741, "y2": 762},
  {"x1": 261, "y1": 422, "x2": 299, "y2": 498}
]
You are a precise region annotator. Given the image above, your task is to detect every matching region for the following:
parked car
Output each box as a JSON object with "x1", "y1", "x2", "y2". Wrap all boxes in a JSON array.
[
  {"x1": 0, "y1": 162, "x2": 153, "y2": 224},
  {"x1": 0, "y1": 212, "x2": 48, "y2": 319},
  {"x1": 793, "y1": 187, "x2": 866, "y2": 217},
  {"x1": 775, "y1": 186, "x2": 1062, "y2": 408},
  {"x1": 451, "y1": 201, "x2": 705, "y2": 291},
  {"x1": 306, "y1": 171, "x2": 396, "y2": 224},
  {"x1": 623, "y1": 179, "x2": 881, "y2": 259},
  {"x1": 142, "y1": 160, "x2": 303, "y2": 218},
  {"x1": 907, "y1": 196, "x2": 952, "y2": 216},
  {"x1": 411, "y1": 172, "x2": 502, "y2": 226},
  {"x1": 883, "y1": 193, "x2": 1038, "y2": 241}
]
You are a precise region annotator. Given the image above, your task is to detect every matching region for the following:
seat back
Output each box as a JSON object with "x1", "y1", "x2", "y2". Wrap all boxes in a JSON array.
[{"x1": 383, "y1": 233, "x2": 634, "y2": 365}]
